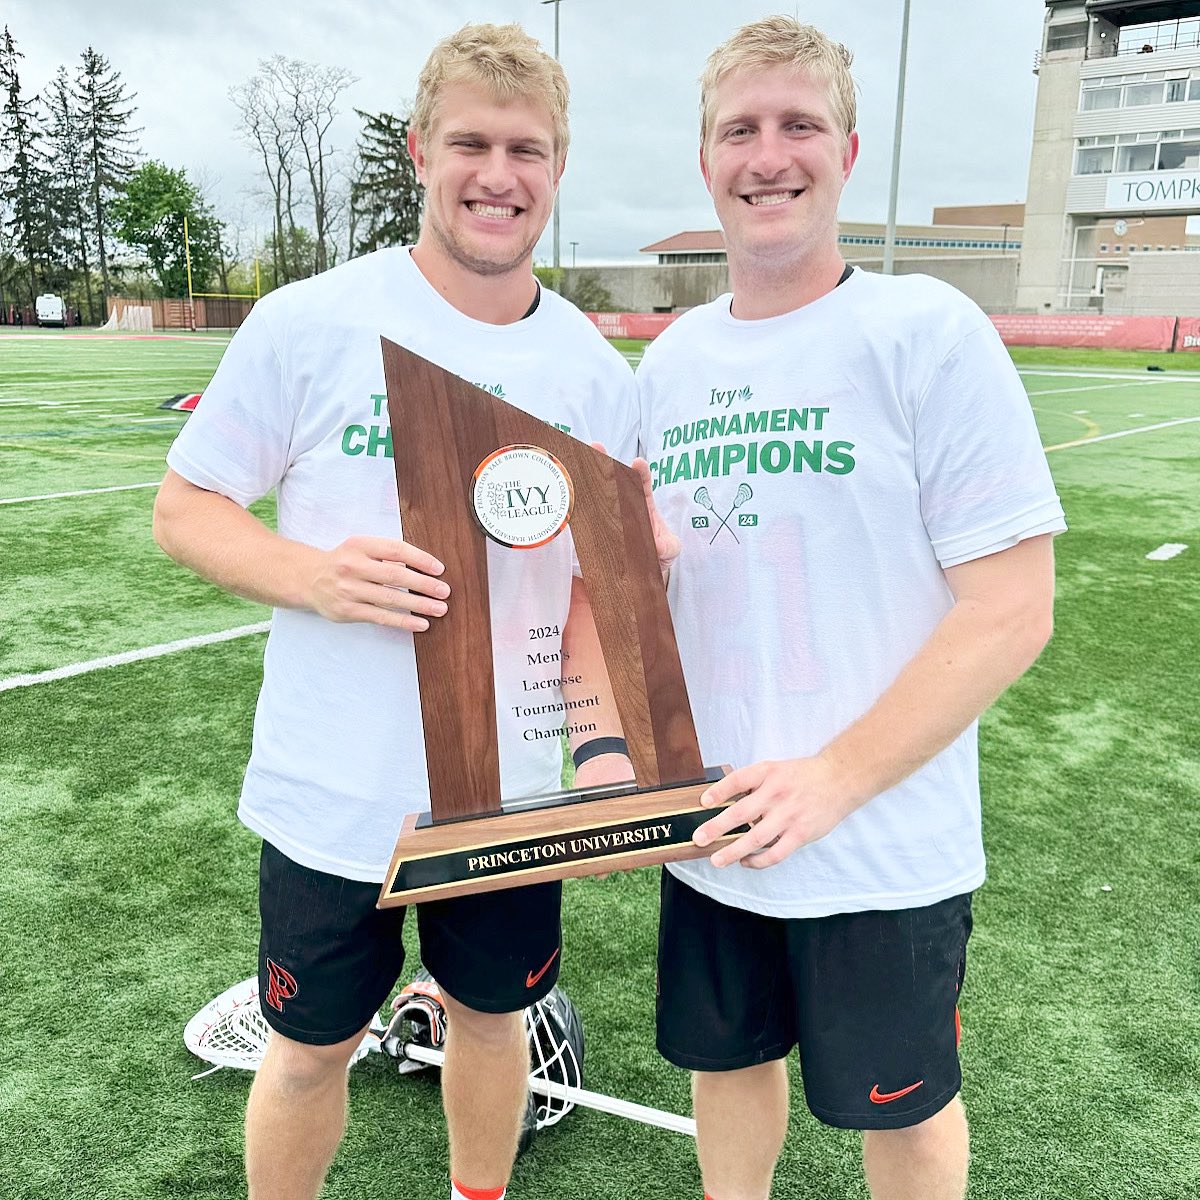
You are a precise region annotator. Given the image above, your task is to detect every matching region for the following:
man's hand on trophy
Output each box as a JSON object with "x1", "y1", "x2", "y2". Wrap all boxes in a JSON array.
[
  {"x1": 587, "y1": 444, "x2": 679, "y2": 580},
  {"x1": 630, "y1": 457, "x2": 680, "y2": 580},
  {"x1": 307, "y1": 535, "x2": 450, "y2": 631},
  {"x1": 691, "y1": 755, "x2": 860, "y2": 870}
]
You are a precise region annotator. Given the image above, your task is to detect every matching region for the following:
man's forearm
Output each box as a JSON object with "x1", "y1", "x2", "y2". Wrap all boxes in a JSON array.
[
  {"x1": 153, "y1": 470, "x2": 320, "y2": 609},
  {"x1": 560, "y1": 576, "x2": 625, "y2": 755},
  {"x1": 821, "y1": 534, "x2": 1056, "y2": 808}
]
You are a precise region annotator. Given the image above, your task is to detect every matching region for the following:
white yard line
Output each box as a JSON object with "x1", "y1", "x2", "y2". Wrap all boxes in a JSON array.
[
  {"x1": 1146, "y1": 543, "x2": 1188, "y2": 561},
  {"x1": 0, "y1": 394, "x2": 179, "y2": 407},
  {"x1": 1045, "y1": 416, "x2": 1200, "y2": 452},
  {"x1": 1025, "y1": 381, "x2": 1160, "y2": 397},
  {"x1": 0, "y1": 622, "x2": 271, "y2": 693},
  {"x1": 0, "y1": 481, "x2": 160, "y2": 504},
  {"x1": 1017, "y1": 367, "x2": 1198, "y2": 382}
]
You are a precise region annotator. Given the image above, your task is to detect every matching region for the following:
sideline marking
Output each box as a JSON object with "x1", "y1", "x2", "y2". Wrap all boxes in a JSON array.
[
  {"x1": 1018, "y1": 367, "x2": 1198, "y2": 382},
  {"x1": 0, "y1": 622, "x2": 271, "y2": 693},
  {"x1": 1025, "y1": 381, "x2": 1160, "y2": 397},
  {"x1": 1045, "y1": 416, "x2": 1200, "y2": 452},
  {"x1": 0, "y1": 481, "x2": 160, "y2": 505},
  {"x1": 1146, "y1": 543, "x2": 1188, "y2": 561}
]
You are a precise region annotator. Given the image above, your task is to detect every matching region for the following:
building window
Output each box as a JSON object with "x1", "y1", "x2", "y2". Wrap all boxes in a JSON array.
[
  {"x1": 1099, "y1": 243, "x2": 1109, "y2": 253},
  {"x1": 1117, "y1": 144, "x2": 1157, "y2": 172},
  {"x1": 1159, "y1": 139, "x2": 1200, "y2": 170},
  {"x1": 1113, "y1": 244, "x2": 1122, "y2": 252},
  {"x1": 1124, "y1": 80, "x2": 1165, "y2": 105},
  {"x1": 1190, "y1": 79, "x2": 1200, "y2": 101},
  {"x1": 1076, "y1": 145, "x2": 1115, "y2": 174},
  {"x1": 1081, "y1": 85, "x2": 1121, "y2": 110},
  {"x1": 1048, "y1": 22, "x2": 1087, "y2": 51},
  {"x1": 1166, "y1": 79, "x2": 1188, "y2": 102}
]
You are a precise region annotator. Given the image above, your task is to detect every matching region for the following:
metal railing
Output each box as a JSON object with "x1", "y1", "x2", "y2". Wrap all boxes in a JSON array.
[{"x1": 1086, "y1": 20, "x2": 1200, "y2": 59}]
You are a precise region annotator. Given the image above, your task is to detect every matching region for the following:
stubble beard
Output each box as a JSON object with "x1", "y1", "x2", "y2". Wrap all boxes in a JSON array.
[{"x1": 429, "y1": 210, "x2": 541, "y2": 279}]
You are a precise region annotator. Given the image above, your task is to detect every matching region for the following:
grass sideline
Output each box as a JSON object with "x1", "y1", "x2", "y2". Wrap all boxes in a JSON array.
[{"x1": 1, "y1": 333, "x2": 1198, "y2": 1199}]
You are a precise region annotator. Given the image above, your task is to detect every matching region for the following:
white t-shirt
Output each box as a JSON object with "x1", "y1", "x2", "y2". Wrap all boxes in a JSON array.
[
  {"x1": 637, "y1": 269, "x2": 1065, "y2": 918},
  {"x1": 168, "y1": 247, "x2": 638, "y2": 882}
]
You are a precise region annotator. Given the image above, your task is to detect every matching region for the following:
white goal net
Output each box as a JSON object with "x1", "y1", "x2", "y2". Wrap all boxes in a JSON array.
[{"x1": 101, "y1": 304, "x2": 153, "y2": 332}]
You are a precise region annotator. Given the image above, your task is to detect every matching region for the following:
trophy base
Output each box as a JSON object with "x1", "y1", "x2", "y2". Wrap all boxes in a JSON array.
[{"x1": 378, "y1": 766, "x2": 743, "y2": 906}]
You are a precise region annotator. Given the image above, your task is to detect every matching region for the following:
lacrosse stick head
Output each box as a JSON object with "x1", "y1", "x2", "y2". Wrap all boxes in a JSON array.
[
  {"x1": 694, "y1": 486, "x2": 713, "y2": 510},
  {"x1": 384, "y1": 967, "x2": 446, "y2": 1075},
  {"x1": 525, "y1": 985, "x2": 585, "y2": 1129},
  {"x1": 184, "y1": 977, "x2": 382, "y2": 1074},
  {"x1": 733, "y1": 483, "x2": 753, "y2": 507}
]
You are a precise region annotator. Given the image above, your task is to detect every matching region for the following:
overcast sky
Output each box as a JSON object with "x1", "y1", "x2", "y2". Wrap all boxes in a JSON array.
[{"x1": 7, "y1": 0, "x2": 1047, "y2": 264}]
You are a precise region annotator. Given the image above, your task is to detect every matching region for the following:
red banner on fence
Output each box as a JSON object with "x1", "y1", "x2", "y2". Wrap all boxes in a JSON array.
[
  {"x1": 989, "y1": 313, "x2": 1176, "y2": 351},
  {"x1": 1174, "y1": 317, "x2": 1200, "y2": 352},
  {"x1": 587, "y1": 312, "x2": 679, "y2": 340}
]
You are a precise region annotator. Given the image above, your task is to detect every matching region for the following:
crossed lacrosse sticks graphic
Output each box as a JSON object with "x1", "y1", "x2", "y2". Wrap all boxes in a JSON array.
[{"x1": 694, "y1": 483, "x2": 754, "y2": 544}]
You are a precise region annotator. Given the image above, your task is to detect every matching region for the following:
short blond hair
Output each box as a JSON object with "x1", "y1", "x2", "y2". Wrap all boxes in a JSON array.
[
  {"x1": 412, "y1": 23, "x2": 569, "y2": 166},
  {"x1": 700, "y1": 16, "x2": 856, "y2": 146}
]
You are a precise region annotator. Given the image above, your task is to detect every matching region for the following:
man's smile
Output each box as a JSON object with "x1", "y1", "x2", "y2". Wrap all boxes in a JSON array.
[
  {"x1": 466, "y1": 201, "x2": 522, "y2": 218},
  {"x1": 743, "y1": 188, "x2": 804, "y2": 207}
]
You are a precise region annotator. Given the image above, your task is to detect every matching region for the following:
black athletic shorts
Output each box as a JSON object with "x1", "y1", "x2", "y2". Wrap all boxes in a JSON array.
[
  {"x1": 256, "y1": 840, "x2": 563, "y2": 1045},
  {"x1": 656, "y1": 870, "x2": 972, "y2": 1130}
]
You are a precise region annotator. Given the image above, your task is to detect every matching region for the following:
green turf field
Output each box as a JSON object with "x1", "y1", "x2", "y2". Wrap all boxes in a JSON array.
[{"x1": 2, "y1": 328, "x2": 1198, "y2": 1199}]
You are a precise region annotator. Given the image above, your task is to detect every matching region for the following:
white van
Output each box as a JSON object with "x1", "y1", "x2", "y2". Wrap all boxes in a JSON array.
[{"x1": 35, "y1": 294, "x2": 66, "y2": 327}]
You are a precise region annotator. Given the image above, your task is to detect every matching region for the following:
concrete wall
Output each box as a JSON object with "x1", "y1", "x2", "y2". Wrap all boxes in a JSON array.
[
  {"x1": 571, "y1": 257, "x2": 1019, "y2": 316},
  {"x1": 1101, "y1": 253, "x2": 1200, "y2": 315},
  {"x1": 1017, "y1": 49, "x2": 1084, "y2": 311},
  {"x1": 882, "y1": 256, "x2": 1019, "y2": 313},
  {"x1": 561, "y1": 264, "x2": 728, "y2": 312}
]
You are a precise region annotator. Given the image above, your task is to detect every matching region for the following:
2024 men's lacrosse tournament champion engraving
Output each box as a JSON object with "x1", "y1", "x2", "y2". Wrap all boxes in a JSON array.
[{"x1": 376, "y1": 338, "x2": 741, "y2": 906}]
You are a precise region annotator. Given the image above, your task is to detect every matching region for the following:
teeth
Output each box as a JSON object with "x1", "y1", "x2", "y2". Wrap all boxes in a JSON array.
[
  {"x1": 747, "y1": 191, "x2": 798, "y2": 206},
  {"x1": 468, "y1": 203, "x2": 518, "y2": 218}
]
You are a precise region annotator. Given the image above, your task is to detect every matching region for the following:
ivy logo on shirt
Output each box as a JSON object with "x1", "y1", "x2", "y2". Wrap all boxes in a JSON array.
[
  {"x1": 691, "y1": 483, "x2": 756, "y2": 544},
  {"x1": 472, "y1": 381, "x2": 506, "y2": 399},
  {"x1": 710, "y1": 384, "x2": 753, "y2": 409}
]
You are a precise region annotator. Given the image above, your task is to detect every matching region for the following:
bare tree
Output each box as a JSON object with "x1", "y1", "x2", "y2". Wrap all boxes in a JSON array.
[{"x1": 230, "y1": 56, "x2": 355, "y2": 285}]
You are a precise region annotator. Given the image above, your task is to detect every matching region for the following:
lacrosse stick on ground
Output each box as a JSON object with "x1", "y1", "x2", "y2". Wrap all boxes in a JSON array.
[{"x1": 184, "y1": 971, "x2": 696, "y2": 1144}]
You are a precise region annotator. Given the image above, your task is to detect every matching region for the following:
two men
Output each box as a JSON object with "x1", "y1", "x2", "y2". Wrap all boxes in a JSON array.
[
  {"x1": 157, "y1": 14, "x2": 1062, "y2": 1200},
  {"x1": 640, "y1": 17, "x2": 1064, "y2": 1200},
  {"x1": 154, "y1": 24, "x2": 636, "y2": 1200}
]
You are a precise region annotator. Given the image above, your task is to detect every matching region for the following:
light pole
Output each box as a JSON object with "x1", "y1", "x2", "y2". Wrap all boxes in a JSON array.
[
  {"x1": 542, "y1": 0, "x2": 563, "y2": 269},
  {"x1": 882, "y1": 0, "x2": 911, "y2": 276},
  {"x1": 569, "y1": 240, "x2": 578, "y2": 268}
]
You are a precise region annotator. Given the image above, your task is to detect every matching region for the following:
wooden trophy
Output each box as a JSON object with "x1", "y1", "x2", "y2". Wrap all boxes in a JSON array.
[{"x1": 377, "y1": 338, "x2": 742, "y2": 906}]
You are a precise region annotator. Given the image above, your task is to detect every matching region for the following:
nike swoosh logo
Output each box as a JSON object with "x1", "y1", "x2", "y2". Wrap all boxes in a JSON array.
[
  {"x1": 869, "y1": 1080, "x2": 924, "y2": 1104},
  {"x1": 526, "y1": 947, "x2": 560, "y2": 989}
]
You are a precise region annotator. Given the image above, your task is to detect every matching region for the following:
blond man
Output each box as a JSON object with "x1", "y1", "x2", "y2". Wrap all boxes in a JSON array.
[
  {"x1": 154, "y1": 24, "x2": 638, "y2": 1200},
  {"x1": 638, "y1": 17, "x2": 1065, "y2": 1200}
]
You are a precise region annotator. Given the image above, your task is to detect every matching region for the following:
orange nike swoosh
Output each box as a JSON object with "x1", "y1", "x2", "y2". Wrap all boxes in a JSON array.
[
  {"x1": 869, "y1": 1080, "x2": 924, "y2": 1104},
  {"x1": 526, "y1": 947, "x2": 560, "y2": 988}
]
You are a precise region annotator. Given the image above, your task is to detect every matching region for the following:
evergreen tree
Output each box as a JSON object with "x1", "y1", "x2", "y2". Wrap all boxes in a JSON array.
[
  {"x1": 350, "y1": 108, "x2": 423, "y2": 256},
  {"x1": 0, "y1": 26, "x2": 51, "y2": 306},
  {"x1": 75, "y1": 46, "x2": 138, "y2": 309},
  {"x1": 44, "y1": 66, "x2": 95, "y2": 321}
]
